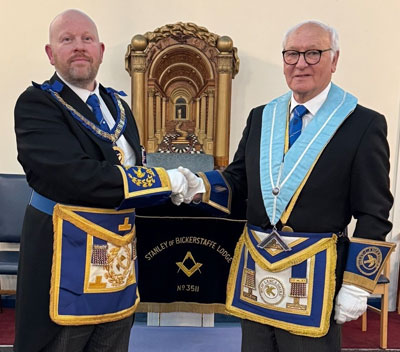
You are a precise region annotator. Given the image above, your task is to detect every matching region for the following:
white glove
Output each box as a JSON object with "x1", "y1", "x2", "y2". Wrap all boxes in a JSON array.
[
  {"x1": 178, "y1": 166, "x2": 206, "y2": 204},
  {"x1": 334, "y1": 284, "x2": 369, "y2": 324},
  {"x1": 167, "y1": 169, "x2": 188, "y2": 206}
]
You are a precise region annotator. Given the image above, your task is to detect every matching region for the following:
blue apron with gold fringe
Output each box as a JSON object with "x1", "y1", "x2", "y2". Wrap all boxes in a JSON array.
[
  {"x1": 50, "y1": 204, "x2": 139, "y2": 325},
  {"x1": 226, "y1": 84, "x2": 357, "y2": 337},
  {"x1": 226, "y1": 225, "x2": 337, "y2": 337}
]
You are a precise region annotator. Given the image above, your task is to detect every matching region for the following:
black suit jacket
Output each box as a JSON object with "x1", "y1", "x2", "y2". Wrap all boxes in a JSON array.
[
  {"x1": 222, "y1": 101, "x2": 393, "y2": 301},
  {"x1": 223, "y1": 103, "x2": 393, "y2": 239},
  {"x1": 14, "y1": 73, "x2": 142, "y2": 352}
]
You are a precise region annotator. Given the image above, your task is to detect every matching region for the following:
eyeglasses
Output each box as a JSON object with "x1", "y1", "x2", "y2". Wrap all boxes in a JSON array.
[{"x1": 282, "y1": 48, "x2": 332, "y2": 65}]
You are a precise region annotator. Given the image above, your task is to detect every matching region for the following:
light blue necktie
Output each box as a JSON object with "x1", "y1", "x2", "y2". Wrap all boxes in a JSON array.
[
  {"x1": 289, "y1": 105, "x2": 308, "y2": 147},
  {"x1": 86, "y1": 94, "x2": 110, "y2": 133}
]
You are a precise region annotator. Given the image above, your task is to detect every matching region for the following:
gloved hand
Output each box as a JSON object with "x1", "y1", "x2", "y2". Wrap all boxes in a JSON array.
[
  {"x1": 167, "y1": 169, "x2": 188, "y2": 206},
  {"x1": 334, "y1": 283, "x2": 369, "y2": 324},
  {"x1": 178, "y1": 166, "x2": 205, "y2": 204}
]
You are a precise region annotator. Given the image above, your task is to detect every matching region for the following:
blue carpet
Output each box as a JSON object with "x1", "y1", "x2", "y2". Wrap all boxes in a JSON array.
[{"x1": 129, "y1": 322, "x2": 241, "y2": 352}]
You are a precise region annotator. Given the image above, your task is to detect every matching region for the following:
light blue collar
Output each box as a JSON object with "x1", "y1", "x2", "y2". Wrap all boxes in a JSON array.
[{"x1": 259, "y1": 83, "x2": 358, "y2": 225}]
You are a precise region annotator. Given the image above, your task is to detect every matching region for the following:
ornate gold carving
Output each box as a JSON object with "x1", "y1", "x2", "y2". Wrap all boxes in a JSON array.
[
  {"x1": 131, "y1": 34, "x2": 148, "y2": 51},
  {"x1": 206, "y1": 89, "x2": 214, "y2": 97},
  {"x1": 217, "y1": 54, "x2": 234, "y2": 74},
  {"x1": 144, "y1": 22, "x2": 219, "y2": 47},
  {"x1": 131, "y1": 54, "x2": 147, "y2": 73},
  {"x1": 126, "y1": 22, "x2": 240, "y2": 166},
  {"x1": 216, "y1": 36, "x2": 233, "y2": 52}
]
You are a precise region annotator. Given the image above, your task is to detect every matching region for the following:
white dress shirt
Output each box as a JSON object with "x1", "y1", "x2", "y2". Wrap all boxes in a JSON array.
[{"x1": 290, "y1": 82, "x2": 331, "y2": 130}]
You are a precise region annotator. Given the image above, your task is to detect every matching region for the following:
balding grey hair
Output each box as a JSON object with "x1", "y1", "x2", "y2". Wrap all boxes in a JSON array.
[{"x1": 282, "y1": 20, "x2": 339, "y2": 55}]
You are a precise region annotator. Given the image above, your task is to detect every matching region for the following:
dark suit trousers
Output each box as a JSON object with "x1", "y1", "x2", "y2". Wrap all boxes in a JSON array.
[
  {"x1": 40, "y1": 315, "x2": 134, "y2": 352},
  {"x1": 241, "y1": 318, "x2": 341, "y2": 352}
]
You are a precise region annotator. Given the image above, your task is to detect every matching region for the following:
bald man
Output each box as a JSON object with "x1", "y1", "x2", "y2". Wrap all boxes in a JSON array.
[{"x1": 14, "y1": 9, "x2": 187, "y2": 352}]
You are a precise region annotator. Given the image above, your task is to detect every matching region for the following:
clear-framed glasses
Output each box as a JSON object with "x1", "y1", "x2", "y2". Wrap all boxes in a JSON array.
[{"x1": 282, "y1": 48, "x2": 332, "y2": 65}]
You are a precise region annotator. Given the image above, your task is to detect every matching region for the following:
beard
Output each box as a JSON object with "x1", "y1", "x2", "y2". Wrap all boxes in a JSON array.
[
  {"x1": 54, "y1": 54, "x2": 101, "y2": 90},
  {"x1": 64, "y1": 64, "x2": 99, "y2": 89}
]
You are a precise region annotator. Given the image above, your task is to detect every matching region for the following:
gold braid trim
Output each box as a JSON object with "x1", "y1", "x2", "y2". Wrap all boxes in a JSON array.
[
  {"x1": 117, "y1": 165, "x2": 172, "y2": 199},
  {"x1": 53, "y1": 205, "x2": 135, "y2": 246},
  {"x1": 280, "y1": 156, "x2": 321, "y2": 226},
  {"x1": 51, "y1": 290, "x2": 139, "y2": 326},
  {"x1": 197, "y1": 172, "x2": 211, "y2": 203},
  {"x1": 225, "y1": 228, "x2": 337, "y2": 337},
  {"x1": 197, "y1": 171, "x2": 232, "y2": 214},
  {"x1": 245, "y1": 227, "x2": 337, "y2": 272},
  {"x1": 343, "y1": 238, "x2": 395, "y2": 292},
  {"x1": 318, "y1": 243, "x2": 337, "y2": 337},
  {"x1": 49, "y1": 212, "x2": 63, "y2": 325},
  {"x1": 225, "y1": 232, "x2": 246, "y2": 310},
  {"x1": 49, "y1": 205, "x2": 139, "y2": 325},
  {"x1": 350, "y1": 237, "x2": 396, "y2": 247},
  {"x1": 343, "y1": 273, "x2": 377, "y2": 293}
]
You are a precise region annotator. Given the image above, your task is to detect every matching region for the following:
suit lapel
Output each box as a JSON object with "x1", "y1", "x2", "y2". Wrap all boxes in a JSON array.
[
  {"x1": 50, "y1": 74, "x2": 141, "y2": 165},
  {"x1": 48, "y1": 74, "x2": 120, "y2": 164}
]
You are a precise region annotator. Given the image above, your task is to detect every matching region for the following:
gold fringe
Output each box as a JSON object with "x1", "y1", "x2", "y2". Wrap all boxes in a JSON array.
[
  {"x1": 136, "y1": 302, "x2": 227, "y2": 314},
  {"x1": 350, "y1": 237, "x2": 396, "y2": 248},
  {"x1": 318, "y1": 242, "x2": 337, "y2": 337},
  {"x1": 51, "y1": 292, "x2": 140, "y2": 325},
  {"x1": 245, "y1": 227, "x2": 337, "y2": 272},
  {"x1": 225, "y1": 229, "x2": 338, "y2": 338},
  {"x1": 225, "y1": 233, "x2": 246, "y2": 310},
  {"x1": 49, "y1": 205, "x2": 140, "y2": 325},
  {"x1": 343, "y1": 272, "x2": 379, "y2": 293}
]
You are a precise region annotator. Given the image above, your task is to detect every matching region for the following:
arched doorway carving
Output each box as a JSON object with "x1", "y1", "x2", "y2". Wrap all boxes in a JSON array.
[{"x1": 125, "y1": 22, "x2": 239, "y2": 168}]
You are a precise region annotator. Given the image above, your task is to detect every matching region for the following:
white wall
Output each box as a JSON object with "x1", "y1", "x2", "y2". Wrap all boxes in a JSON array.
[{"x1": 1, "y1": 0, "x2": 400, "y2": 306}]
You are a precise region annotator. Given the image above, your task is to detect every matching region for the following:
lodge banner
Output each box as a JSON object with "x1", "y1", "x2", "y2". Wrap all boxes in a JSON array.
[{"x1": 135, "y1": 215, "x2": 245, "y2": 313}]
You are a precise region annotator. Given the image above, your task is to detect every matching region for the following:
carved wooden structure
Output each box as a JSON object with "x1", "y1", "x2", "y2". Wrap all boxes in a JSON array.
[{"x1": 125, "y1": 23, "x2": 239, "y2": 168}]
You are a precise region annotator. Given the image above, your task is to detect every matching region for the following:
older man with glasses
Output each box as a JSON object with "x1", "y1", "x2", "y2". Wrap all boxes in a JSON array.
[{"x1": 179, "y1": 20, "x2": 393, "y2": 352}]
